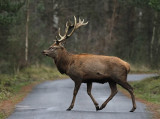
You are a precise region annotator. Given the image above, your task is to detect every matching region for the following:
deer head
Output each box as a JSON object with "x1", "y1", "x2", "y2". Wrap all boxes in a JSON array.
[{"x1": 42, "y1": 16, "x2": 88, "y2": 58}]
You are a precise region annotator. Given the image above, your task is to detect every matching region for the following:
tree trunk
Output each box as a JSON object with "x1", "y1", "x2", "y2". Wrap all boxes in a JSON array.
[
  {"x1": 25, "y1": 0, "x2": 30, "y2": 63},
  {"x1": 150, "y1": 12, "x2": 157, "y2": 65},
  {"x1": 108, "y1": 0, "x2": 118, "y2": 41}
]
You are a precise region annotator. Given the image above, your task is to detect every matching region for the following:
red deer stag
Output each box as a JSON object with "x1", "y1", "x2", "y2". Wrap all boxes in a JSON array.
[{"x1": 42, "y1": 16, "x2": 136, "y2": 112}]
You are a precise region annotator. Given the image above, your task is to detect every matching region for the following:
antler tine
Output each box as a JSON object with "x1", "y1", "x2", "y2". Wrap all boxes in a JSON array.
[
  {"x1": 57, "y1": 21, "x2": 70, "y2": 42},
  {"x1": 75, "y1": 17, "x2": 88, "y2": 29},
  {"x1": 67, "y1": 16, "x2": 77, "y2": 37},
  {"x1": 54, "y1": 36, "x2": 59, "y2": 43},
  {"x1": 79, "y1": 18, "x2": 81, "y2": 23},
  {"x1": 58, "y1": 28, "x2": 63, "y2": 38},
  {"x1": 64, "y1": 21, "x2": 69, "y2": 36},
  {"x1": 80, "y1": 18, "x2": 84, "y2": 23},
  {"x1": 74, "y1": 16, "x2": 77, "y2": 25},
  {"x1": 66, "y1": 21, "x2": 68, "y2": 27}
]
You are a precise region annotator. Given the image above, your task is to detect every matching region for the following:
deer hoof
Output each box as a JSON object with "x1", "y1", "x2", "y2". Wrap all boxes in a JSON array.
[
  {"x1": 99, "y1": 107, "x2": 103, "y2": 110},
  {"x1": 130, "y1": 107, "x2": 136, "y2": 112},
  {"x1": 99, "y1": 104, "x2": 105, "y2": 110},
  {"x1": 96, "y1": 106, "x2": 100, "y2": 111},
  {"x1": 66, "y1": 108, "x2": 72, "y2": 111}
]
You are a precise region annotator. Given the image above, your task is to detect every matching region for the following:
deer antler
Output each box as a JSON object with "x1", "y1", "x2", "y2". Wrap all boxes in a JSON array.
[{"x1": 56, "y1": 16, "x2": 88, "y2": 43}]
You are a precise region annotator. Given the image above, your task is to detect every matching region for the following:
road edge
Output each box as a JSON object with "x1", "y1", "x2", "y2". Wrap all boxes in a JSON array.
[{"x1": 0, "y1": 81, "x2": 41, "y2": 119}]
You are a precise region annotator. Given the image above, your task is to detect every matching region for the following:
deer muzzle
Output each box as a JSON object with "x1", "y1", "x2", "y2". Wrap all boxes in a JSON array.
[{"x1": 42, "y1": 50, "x2": 49, "y2": 56}]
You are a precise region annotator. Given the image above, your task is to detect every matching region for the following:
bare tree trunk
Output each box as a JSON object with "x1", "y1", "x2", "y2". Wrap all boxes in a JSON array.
[
  {"x1": 150, "y1": 25, "x2": 155, "y2": 63},
  {"x1": 108, "y1": 0, "x2": 118, "y2": 41},
  {"x1": 25, "y1": 0, "x2": 30, "y2": 63},
  {"x1": 158, "y1": 28, "x2": 160, "y2": 66},
  {"x1": 150, "y1": 12, "x2": 157, "y2": 64}
]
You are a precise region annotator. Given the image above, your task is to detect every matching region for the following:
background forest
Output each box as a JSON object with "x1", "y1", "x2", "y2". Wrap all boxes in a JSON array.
[{"x1": 0, "y1": 0, "x2": 160, "y2": 74}]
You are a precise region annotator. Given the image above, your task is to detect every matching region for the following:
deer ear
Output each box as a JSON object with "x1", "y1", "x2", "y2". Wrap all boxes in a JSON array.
[
  {"x1": 54, "y1": 40, "x2": 60, "y2": 45},
  {"x1": 59, "y1": 42, "x2": 64, "y2": 48}
]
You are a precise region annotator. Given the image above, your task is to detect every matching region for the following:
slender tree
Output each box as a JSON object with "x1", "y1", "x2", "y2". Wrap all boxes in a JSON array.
[{"x1": 25, "y1": 0, "x2": 30, "y2": 63}]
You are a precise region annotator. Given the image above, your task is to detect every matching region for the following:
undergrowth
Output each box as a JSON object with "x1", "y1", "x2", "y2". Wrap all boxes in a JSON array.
[
  {"x1": 0, "y1": 65, "x2": 66, "y2": 102},
  {"x1": 0, "y1": 65, "x2": 67, "y2": 118},
  {"x1": 130, "y1": 64, "x2": 158, "y2": 74}
]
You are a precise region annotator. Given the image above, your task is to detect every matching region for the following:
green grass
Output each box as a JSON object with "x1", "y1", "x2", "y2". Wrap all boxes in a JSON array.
[
  {"x1": 130, "y1": 76, "x2": 160, "y2": 104},
  {"x1": 0, "y1": 65, "x2": 67, "y2": 119},
  {"x1": 0, "y1": 112, "x2": 6, "y2": 119}
]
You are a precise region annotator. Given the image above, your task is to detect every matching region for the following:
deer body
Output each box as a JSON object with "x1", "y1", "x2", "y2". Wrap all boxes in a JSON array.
[
  {"x1": 42, "y1": 16, "x2": 136, "y2": 112},
  {"x1": 55, "y1": 49, "x2": 129, "y2": 83}
]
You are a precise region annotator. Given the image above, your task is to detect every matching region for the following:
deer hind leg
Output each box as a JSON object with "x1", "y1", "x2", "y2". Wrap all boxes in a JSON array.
[
  {"x1": 87, "y1": 82, "x2": 99, "y2": 111},
  {"x1": 99, "y1": 81, "x2": 118, "y2": 110},
  {"x1": 118, "y1": 81, "x2": 137, "y2": 112},
  {"x1": 66, "y1": 82, "x2": 81, "y2": 111}
]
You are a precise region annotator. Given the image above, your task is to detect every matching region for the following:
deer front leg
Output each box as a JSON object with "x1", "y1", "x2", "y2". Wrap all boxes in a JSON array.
[
  {"x1": 66, "y1": 82, "x2": 81, "y2": 111},
  {"x1": 87, "y1": 83, "x2": 99, "y2": 111}
]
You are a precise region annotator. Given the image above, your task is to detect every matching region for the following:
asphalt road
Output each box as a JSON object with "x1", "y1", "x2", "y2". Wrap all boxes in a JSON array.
[{"x1": 8, "y1": 74, "x2": 156, "y2": 119}]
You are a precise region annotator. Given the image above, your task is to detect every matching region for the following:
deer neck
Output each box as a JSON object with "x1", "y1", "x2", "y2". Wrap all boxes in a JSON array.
[{"x1": 54, "y1": 48, "x2": 72, "y2": 74}]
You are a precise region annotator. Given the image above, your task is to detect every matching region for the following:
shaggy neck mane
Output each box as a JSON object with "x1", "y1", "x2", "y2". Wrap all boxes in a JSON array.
[{"x1": 54, "y1": 49, "x2": 72, "y2": 74}]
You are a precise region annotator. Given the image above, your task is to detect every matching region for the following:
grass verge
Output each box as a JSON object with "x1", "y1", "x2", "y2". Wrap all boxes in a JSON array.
[
  {"x1": 119, "y1": 76, "x2": 160, "y2": 119},
  {"x1": 130, "y1": 64, "x2": 158, "y2": 74},
  {"x1": 130, "y1": 76, "x2": 160, "y2": 104},
  {"x1": 0, "y1": 65, "x2": 67, "y2": 119}
]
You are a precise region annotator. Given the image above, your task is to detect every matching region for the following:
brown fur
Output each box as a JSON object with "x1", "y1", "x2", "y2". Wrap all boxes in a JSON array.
[{"x1": 42, "y1": 45, "x2": 136, "y2": 112}]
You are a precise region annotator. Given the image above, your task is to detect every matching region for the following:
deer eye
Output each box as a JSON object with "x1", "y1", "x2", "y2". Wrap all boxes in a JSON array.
[{"x1": 48, "y1": 47, "x2": 54, "y2": 50}]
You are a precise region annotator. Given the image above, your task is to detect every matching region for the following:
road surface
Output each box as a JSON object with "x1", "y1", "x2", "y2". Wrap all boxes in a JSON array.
[{"x1": 8, "y1": 74, "x2": 156, "y2": 119}]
